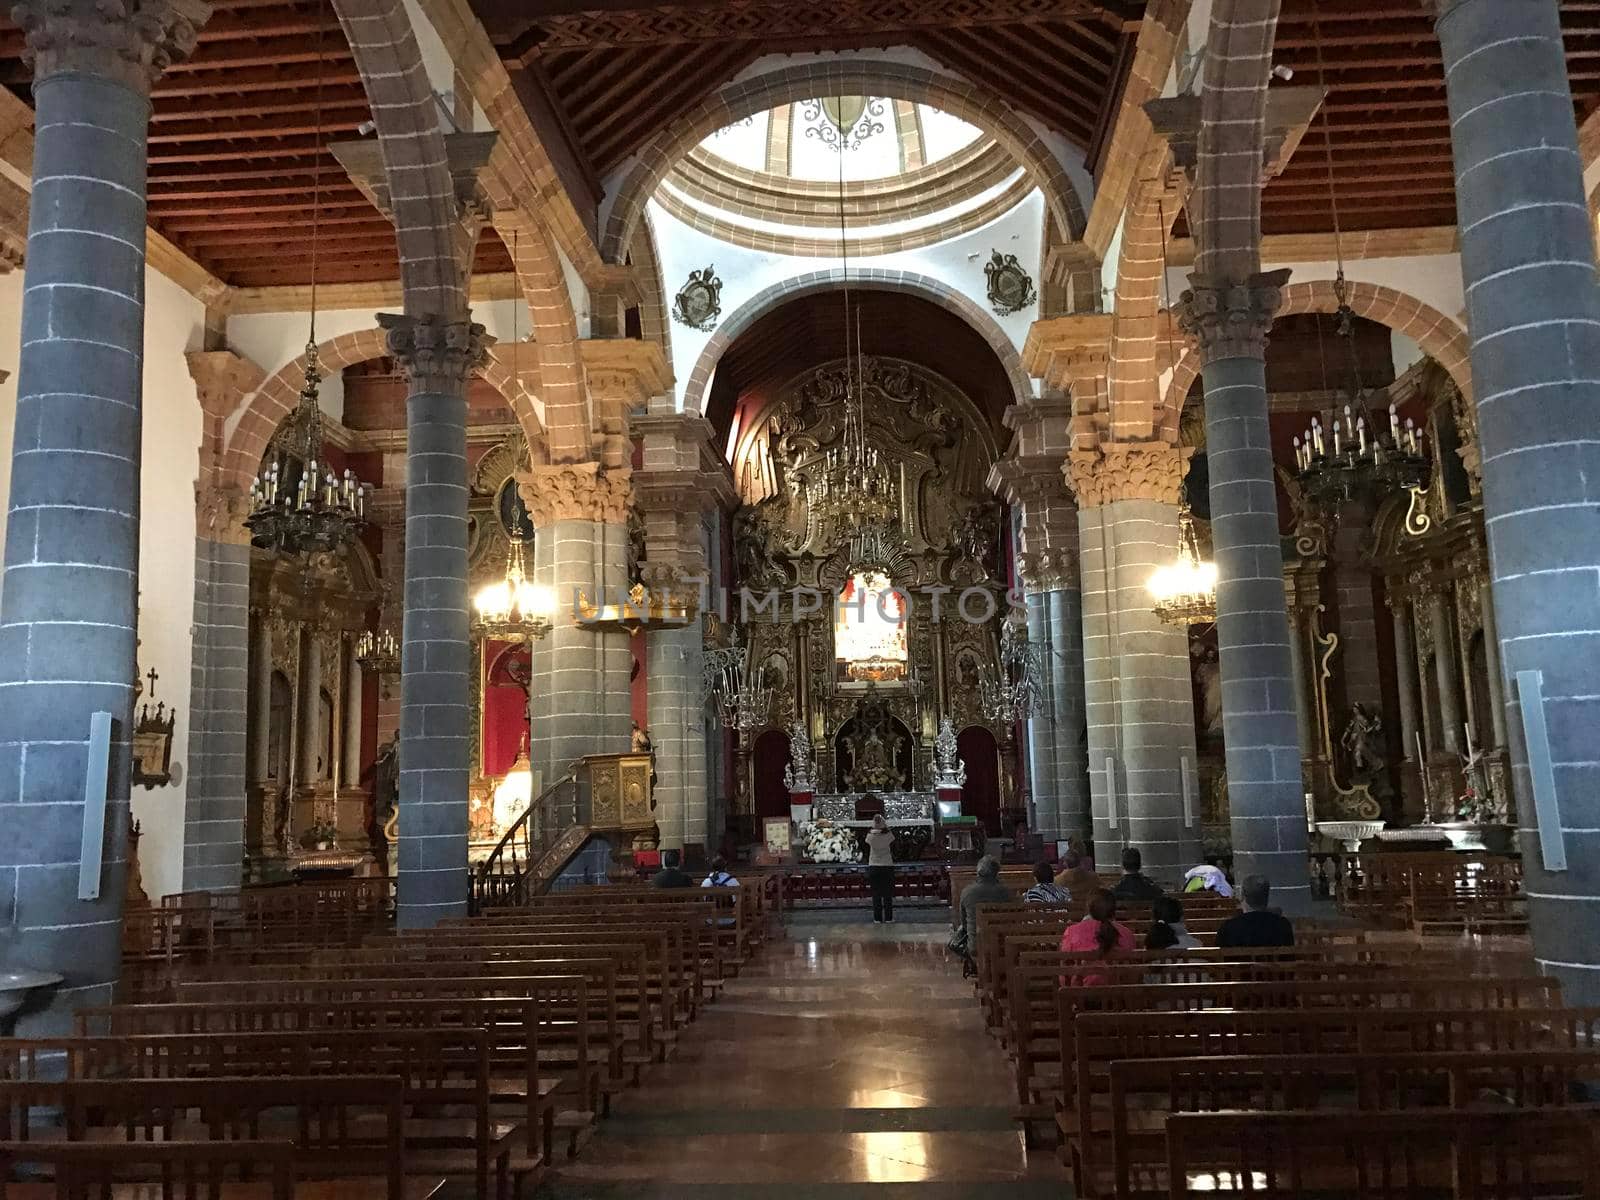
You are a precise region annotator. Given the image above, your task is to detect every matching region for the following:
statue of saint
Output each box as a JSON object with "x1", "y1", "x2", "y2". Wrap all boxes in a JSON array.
[
  {"x1": 1339, "y1": 702, "x2": 1386, "y2": 782},
  {"x1": 1192, "y1": 645, "x2": 1223, "y2": 736}
]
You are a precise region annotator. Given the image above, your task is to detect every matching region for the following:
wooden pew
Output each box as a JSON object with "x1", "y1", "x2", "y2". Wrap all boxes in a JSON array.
[
  {"x1": 0, "y1": 1076, "x2": 424, "y2": 1200},
  {"x1": 1163, "y1": 1107, "x2": 1600, "y2": 1200},
  {"x1": 0, "y1": 1139, "x2": 299, "y2": 1200},
  {"x1": 2, "y1": 1030, "x2": 523, "y2": 1200}
]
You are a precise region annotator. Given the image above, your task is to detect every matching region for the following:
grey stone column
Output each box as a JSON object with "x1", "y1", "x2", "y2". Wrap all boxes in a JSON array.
[
  {"x1": 341, "y1": 638, "x2": 362, "y2": 789},
  {"x1": 1428, "y1": 589, "x2": 1463, "y2": 756},
  {"x1": 1331, "y1": 511, "x2": 1382, "y2": 707},
  {"x1": 1048, "y1": 587, "x2": 1089, "y2": 841},
  {"x1": 1285, "y1": 606, "x2": 1315, "y2": 759},
  {"x1": 0, "y1": 0, "x2": 209, "y2": 1032},
  {"x1": 379, "y1": 313, "x2": 490, "y2": 928},
  {"x1": 1389, "y1": 597, "x2": 1422, "y2": 764},
  {"x1": 1022, "y1": 591, "x2": 1059, "y2": 837},
  {"x1": 1077, "y1": 504, "x2": 1121, "y2": 847},
  {"x1": 1436, "y1": 0, "x2": 1600, "y2": 999},
  {"x1": 182, "y1": 521, "x2": 251, "y2": 892},
  {"x1": 648, "y1": 625, "x2": 707, "y2": 851},
  {"x1": 1179, "y1": 274, "x2": 1310, "y2": 913},
  {"x1": 295, "y1": 628, "x2": 322, "y2": 788}
]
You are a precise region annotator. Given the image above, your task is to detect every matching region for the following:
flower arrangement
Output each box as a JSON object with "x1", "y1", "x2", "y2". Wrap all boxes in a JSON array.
[
  {"x1": 302, "y1": 817, "x2": 338, "y2": 850},
  {"x1": 800, "y1": 820, "x2": 859, "y2": 864}
]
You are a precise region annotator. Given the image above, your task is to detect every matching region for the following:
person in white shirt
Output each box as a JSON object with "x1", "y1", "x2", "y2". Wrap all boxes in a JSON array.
[
  {"x1": 702, "y1": 857, "x2": 739, "y2": 888},
  {"x1": 864, "y1": 813, "x2": 896, "y2": 923}
]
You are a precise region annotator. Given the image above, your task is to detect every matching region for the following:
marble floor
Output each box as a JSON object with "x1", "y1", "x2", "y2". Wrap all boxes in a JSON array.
[{"x1": 540, "y1": 911, "x2": 1070, "y2": 1199}]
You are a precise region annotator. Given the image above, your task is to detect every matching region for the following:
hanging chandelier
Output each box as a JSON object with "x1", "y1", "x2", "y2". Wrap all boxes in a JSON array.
[
  {"x1": 1291, "y1": 3, "x2": 1427, "y2": 511},
  {"x1": 979, "y1": 617, "x2": 1045, "y2": 724},
  {"x1": 472, "y1": 536, "x2": 554, "y2": 642},
  {"x1": 355, "y1": 627, "x2": 400, "y2": 676},
  {"x1": 1149, "y1": 502, "x2": 1218, "y2": 626},
  {"x1": 703, "y1": 627, "x2": 773, "y2": 734},
  {"x1": 244, "y1": 0, "x2": 365, "y2": 557},
  {"x1": 805, "y1": 93, "x2": 899, "y2": 530}
]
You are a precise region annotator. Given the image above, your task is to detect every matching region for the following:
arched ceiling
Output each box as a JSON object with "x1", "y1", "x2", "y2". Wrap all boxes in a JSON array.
[{"x1": 705, "y1": 287, "x2": 1018, "y2": 446}]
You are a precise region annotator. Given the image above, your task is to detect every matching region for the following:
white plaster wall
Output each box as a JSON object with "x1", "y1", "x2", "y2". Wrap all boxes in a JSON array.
[
  {"x1": 0, "y1": 264, "x2": 205, "y2": 903},
  {"x1": 650, "y1": 187, "x2": 1046, "y2": 410}
]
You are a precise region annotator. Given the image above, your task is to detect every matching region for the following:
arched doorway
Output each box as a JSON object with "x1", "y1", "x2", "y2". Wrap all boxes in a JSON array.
[{"x1": 957, "y1": 726, "x2": 1002, "y2": 836}]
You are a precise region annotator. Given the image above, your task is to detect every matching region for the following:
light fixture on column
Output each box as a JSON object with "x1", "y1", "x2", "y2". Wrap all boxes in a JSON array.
[
  {"x1": 804, "y1": 93, "x2": 899, "y2": 531},
  {"x1": 979, "y1": 617, "x2": 1045, "y2": 724},
  {"x1": 703, "y1": 627, "x2": 772, "y2": 733},
  {"x1": 1291, "y1": 2, "x2": 1428, "y2": 511},
  {"x1": 355, "y1": 627, "x2": 400, "y2": 676},
  {"x1": 1149, "y1": 499, "x2": 1218, "y2": 626},
  {"x1": 244, "y1": 0, "x2": 366, "y2": 557}
]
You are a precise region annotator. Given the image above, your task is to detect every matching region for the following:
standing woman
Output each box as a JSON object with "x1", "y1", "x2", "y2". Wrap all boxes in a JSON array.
[{"x1": 865, "y1": 814, "x2": 897, "y2": 924}]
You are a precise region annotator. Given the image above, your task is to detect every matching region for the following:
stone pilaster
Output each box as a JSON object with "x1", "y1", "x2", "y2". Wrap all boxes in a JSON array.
[
  {"x1": 1068, "y1": 440, "x2": 1201, "y2": 872},
  {"x1": 1177, "y1": 268, "x2": 1308, "y2": 911},
  {"x1": 517, "y1": 460, "x2": 635, "y2": 787},
  {"x1": 0, "y1": 0, "x2": 210, "y2": 1033},
  {"x1": 380, "y1": 312, "x2": 491, "y2": 928},
  {"x1": 634, "y1": 405, "x2": 736, "y2": 853},
  {"x1": 989, "y1": 393, "x2": 1088, "y2": 842}
]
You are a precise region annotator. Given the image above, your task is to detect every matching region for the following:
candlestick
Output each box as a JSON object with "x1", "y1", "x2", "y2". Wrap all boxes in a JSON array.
[
  {"x1": 1416, "y1": 729, "x2": 1432, "y2": 825},
  {"x1": 1332, "y1": 419, "x2": 1342, "y2": 456},
  {"x1": 1389, "y1": 403, "x2": 1401, "y2": 444},
  {"x1": 1356, "y1": 416, "x2": 1367, "y2": 456}
]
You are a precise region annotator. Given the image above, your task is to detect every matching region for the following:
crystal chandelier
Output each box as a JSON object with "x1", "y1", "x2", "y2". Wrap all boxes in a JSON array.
[
  {"x1": 805, "y1": 93, "x2": 900, "y2": 529},
  {"x1": 1149, "y1": 502, "x2": 1218, "y2": 626},
  {"x1": 979, "y1": 617, "x2": 1045, "y2": 724},
  {"x1": 355, "y1": 627, "x2": 399, "y2": 675},
  {"x1": 704, "y1": 627, "x2": 772, "y2": 734},
  {"x1": 473, "y1": 537, "x2": 554, "y2": 643},
  {"x1": 1292, "y1": 6, "x2": 1427, "y2": 510},
  {"x1": 243, "y1": 10, "x2": 365, "y2": 557}
]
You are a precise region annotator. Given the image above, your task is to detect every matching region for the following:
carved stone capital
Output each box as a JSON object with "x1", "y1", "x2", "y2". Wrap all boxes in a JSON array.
[
  {"x1": 378, "y1": 313, "x2": 492, "y2": 394},
  {"x1": 187, "y1": 349, "x2": 265, "y2": 419},
  {"x1": 1017, "y1": 547, "x2": 1078, "y2": 592},
  {"x1": 196, "y1": 482, "x2": 252, "y2": 545},
  {"x1": 12, "y1": 0, "x2": 211, "y2": 92},
  {"x1": 1066, "y1": 441, "x2": 1191, "y2": 509},
  {"x1": 517, "y1": 461, "x2": 632, "y2": 527},
  {"x1": 1176, "y1": 268, "x2": 1292, "y2": 364}
]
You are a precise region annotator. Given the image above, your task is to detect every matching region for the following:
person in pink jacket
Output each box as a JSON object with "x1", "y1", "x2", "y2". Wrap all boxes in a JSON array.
[{"x1": 1058, "y1": 890, "x2": 1137, "y2": 986}]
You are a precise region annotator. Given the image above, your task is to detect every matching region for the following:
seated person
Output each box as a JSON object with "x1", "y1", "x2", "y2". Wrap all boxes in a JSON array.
[
  {"x1": 1145, "y1": 894, "x2": 1201, "y2": 951},
  {"x1": 956, "y1": 855, "x2": 1012, "y2": 942},
  {"x1": 1054, "y1": 850, "x2": 1098, "y2": 897},
  {"x1": 652, "y1": 849, "x2": 693, "y2": 888},
  {"x1": 1110, "y1": 847, "x2": 1165, "y2": 902},
  {"x1": 1023, "y1": 860, "x2": 1072, "y2": 905},
  {"x1": 702, "y1": 857, "x2": 739, "y2": 888},
  {"x1": 1059, "y1": 891, "x2": 1136, "y2": 986},
  {"x1": 1217, "y1": 874, "x2": 1295, "y2": 948}
]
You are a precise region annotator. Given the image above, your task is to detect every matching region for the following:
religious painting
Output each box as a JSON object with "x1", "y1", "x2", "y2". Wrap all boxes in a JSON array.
[{"x1": 834, "y1": 571, "x2": 907, "y2": 683}]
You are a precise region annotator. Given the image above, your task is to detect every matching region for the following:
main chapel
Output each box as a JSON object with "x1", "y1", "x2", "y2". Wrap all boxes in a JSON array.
[{"x1": 0, "y1": 0, "x2": 1596, "y2": 1195}]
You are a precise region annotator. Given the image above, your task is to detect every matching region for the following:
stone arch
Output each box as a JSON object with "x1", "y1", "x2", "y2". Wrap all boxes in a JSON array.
[
  {"x1": 681, "y1": 268, "x2": 1032, "y2": 417},
  {"x1": 219, "y1": 326, "x2": 545, "y2": 494},
  {"x1": 600, "y1": 59, "x2": 1088, "y2": 266},
  {"x1": 1156, "y1": 279, "x2": 1475, "y2": 439},
  {"x1": 328, "y1": 0, "x2": 467, "y2": 318},
  {"x1": 630, "y1": 210, "x2": 672, "y2": 364}
]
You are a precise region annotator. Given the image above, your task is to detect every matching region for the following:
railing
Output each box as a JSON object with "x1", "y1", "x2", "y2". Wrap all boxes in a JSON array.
[{"x1": 471, "y1": 759, "x2": 592, "y2": 911}]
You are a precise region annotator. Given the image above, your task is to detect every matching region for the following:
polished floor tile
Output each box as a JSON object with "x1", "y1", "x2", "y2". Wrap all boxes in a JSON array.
[{"x1": 541, "y1": 919, "x2": 1066, "y2": 1198}]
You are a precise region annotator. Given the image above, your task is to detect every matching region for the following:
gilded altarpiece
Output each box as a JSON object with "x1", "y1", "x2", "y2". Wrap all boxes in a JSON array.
[{"x1": 728, "y1": 356, "x2": 1017, "y2": 830}]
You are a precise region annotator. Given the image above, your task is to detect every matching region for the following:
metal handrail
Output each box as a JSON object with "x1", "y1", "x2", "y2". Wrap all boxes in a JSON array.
[{"x1": 472, "y1": 756, "x2": 602, "y2": 909}]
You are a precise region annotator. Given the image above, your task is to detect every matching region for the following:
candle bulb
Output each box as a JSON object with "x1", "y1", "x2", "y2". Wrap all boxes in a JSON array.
[
  {"x1": 1389, "y1": 403, "x2": 1401, "y2": 444},
  {"x1": 1356, "y1": 415, "x2": 1367, "y2": 455},
  {"x1": 1333, "y1": 419, "x2": 1342, "y2": 456},
  {"x1": 1293, "y1": 434, "x2": 1303, "y2": 470}
]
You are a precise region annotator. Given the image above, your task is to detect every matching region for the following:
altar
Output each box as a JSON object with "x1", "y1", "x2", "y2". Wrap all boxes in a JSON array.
[{"x1": 809, "y1": 791, "x2": 935, "y2": 825}]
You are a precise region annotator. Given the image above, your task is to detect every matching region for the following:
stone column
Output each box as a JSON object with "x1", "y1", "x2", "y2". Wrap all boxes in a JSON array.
[
  {"x1": 379, "y1": 312, "x2": 490, "y2": 928},
  {"x1": 1435, "y1": 0, "x2": 1600, "y2": 998},
  {"x1": 1478, "y1": 575, "x2": 1508, "y2": 750},
  {"x1": 1388, "y1": 596, "x2": 1422, "y2": 767},
  {"x1": 1330, "y1": 505, "x2": 1382, "y2": 708},
  {"x1": 1178, "y1": 271, "x2": 1310, "y2": 913},
  {"x1": 1070, "y1": 442, "x2": 1202, "y2": 873},
  {"x1": 295, "y1": 627, "x2": 322, "y2": 788},
  {"x1": 342, "y1": 637, "x2": 362, "y2": 789},
  {"x1": 1284, "y1": 604, "x2": 1315, "y2": 760},
  {"x1": 1428, "y1": 588, "x2": 1463, "y2": 756},
  {"x1": 633, "y1": 402, "x2": 735, "y2": 854},
  {"x1": 0, "y1": 0, "x2": 209, "y2": 1030},
  {"x1": 520, "y1": 462, "x2": 634, "y2": 782},
  {"x1": 183, "y1": 487, "x2": 251, "y2": 891},
  {"x1": 989, "y1": 396, "x2": 1087, "y2": 843},
  {"x1": 247, "y1": 613, "x2": 272, "y2": 784}
]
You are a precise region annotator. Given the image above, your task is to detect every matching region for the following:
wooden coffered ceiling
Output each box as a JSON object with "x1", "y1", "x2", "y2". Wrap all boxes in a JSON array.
[
  {"x1": 473, "y1": 0, "x2": 1148, "y2": 202},
  {"x1": 0, "y1": 0, "x2": 512, "y2": 290}
]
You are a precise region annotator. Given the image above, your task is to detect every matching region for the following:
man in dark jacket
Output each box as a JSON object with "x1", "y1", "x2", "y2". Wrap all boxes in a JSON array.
[
  {"x1": 1217, "y1": 874, "x2": 1295, "y2": 948},
  {"x1": 1110, "y1": 847, "x2": 1165, "y2": 902},
  {"x1": 652, "y1": 849, "x2": 693, "y2": 888}
]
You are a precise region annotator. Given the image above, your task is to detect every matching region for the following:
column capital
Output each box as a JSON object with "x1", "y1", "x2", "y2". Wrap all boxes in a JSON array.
[
  {"x1": 517, "y1": 460, "x2": 632, "y2": 526},
  {"x1": 1176, "y1": 268, "x2": 1292, "y2": 365},
  {"x1": 378, "y1": 312, "x2": 493, "y2": 394},
  {"x1": 13, "y1": 0, "x2": 211, "y2": 93},
  {"x1": 988, "y1": 454, "x2": 1071, "y2": 508},
  {"x1": 195, "y1": 481, "x2": 252, "y2": 545},
  {"x1": 1017, "y1": 548, "x2": 1078, "y2": 592},
  {"x1": 1066, "y1": 441, "x2": 1190, "y2": 509}
]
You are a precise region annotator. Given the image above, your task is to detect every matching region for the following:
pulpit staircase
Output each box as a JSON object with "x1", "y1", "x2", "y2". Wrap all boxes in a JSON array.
[{"x1": 472, "y1": 760, "x2": 592, "y2": 911}]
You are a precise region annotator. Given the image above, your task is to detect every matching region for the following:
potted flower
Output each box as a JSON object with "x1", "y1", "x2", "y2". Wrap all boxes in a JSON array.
[{"x1": 302, "y1": 817, "x2": 337, "y2": 852}]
